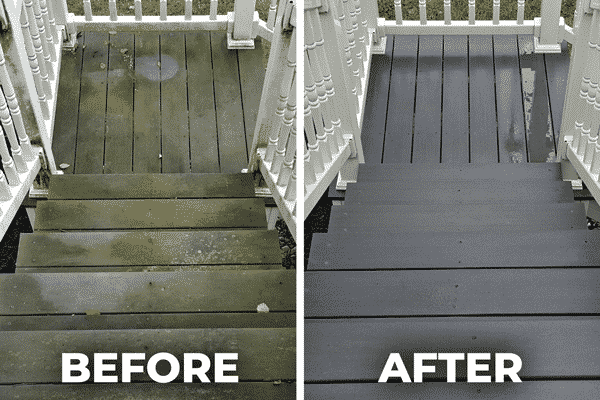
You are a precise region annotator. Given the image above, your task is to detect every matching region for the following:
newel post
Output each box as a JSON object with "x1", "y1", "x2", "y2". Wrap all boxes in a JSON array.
[
  {"x1": 49, "y1": 0, "x2": 76, "y2": 47},
  {"x1": 534, "y1": 0, "x2": 564, "y2": 53},
  {"x1": 228, "y1": 0, "x2": 259, "y2": 49}
]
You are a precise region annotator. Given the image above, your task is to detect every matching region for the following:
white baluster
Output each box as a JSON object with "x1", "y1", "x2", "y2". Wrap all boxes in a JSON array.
[
  {"x1": 572, "y1": 120, "x2": 584, "y2": 153},
  {"x1": 0, "y1": 135, "x2": 19, "y2": 186},
  {"x1": 587, "y1": 12, "x2": 600, "y2": 106},
  {"x1": 273, "y1": 75, "x2": 296, "y2": 175},
  {"x1": 185, "y1": 0, "x2": 192, "y2": 20},
  {"x1": 585, "y1": 135, "x2": 597, "y2": 164},
  {"x1": 210, "y1": 0, "x2": 218, "y2": 20},
  {"x1": 304, "y1": 96, "x2": 324, "y2": 174},
  {"x1": 394, "y1": 0, "x2": 402, "y2": 25},
  {"x1": 267, "y1": 0, "x2": 277, "y2": 30},
  {"x1": 109, "y1": 0, "x2": 117, "y2": 21},
  {"x1": 419, "y1": 0, "x2": 426, "y2": 25},
  {"x1": 304, "y1": 141, "x2": 316, "y2": 186},
  {"x1": 32, "y1": 0, "x2": 55, "y2": 66},
  {"x1": 0, "y1": 43, "x2": 34, "y2": 160},
  {"x1": 0, "y1": 171, "x2": 10, "y2": 201},
  {"x1": 578, "y1": 125, "x2": 590, "y2": 157},
  {"x1": 160, "y1": 0, "x2": 167, "y2": 21},
  {"x1": 444, "y1": 0, "x2": 451, "y2": 25},
  {"x1": 493, "y1": 0, "x2": 500, "y2": 25},
  {"x1": 592, "y1": 141, "x2": 600, "y2": 175},
  {"x1": 39, "y1": 0, "x2": 57, "y2": 47},
  {"x1": 0, "y1": 92, "x2": 27, "y2": 173},
  {"x1": 517, "y1": 0, "x2": 525, "y2": 25},
  {"x1": 469, "y1": 0, "x2": 475, "y2": 25},
  {"x1": 83, "y1": 0, "x2": 92, "y2": 21},
  {"x1": 135, "y1": 0, "x2": 142, "y2": 21},
  {"x1": 284, "y1": 159, "x2": 296, "y2": 201},
  {"x1": 277, "y1": 124, "x2": 296, "y2": 187},
  {"x1": 20, "y1": 8, "x2": 49, "y2": 119},
  {"x1": 25, "y1": 0, "x2": 53, "y2": 81},
  {"x1": 581, "y1": 11, "x2": 599, "y2": 101},
  {"x1": 44, "y1": 0, "x2": 58, "y2": 43}
]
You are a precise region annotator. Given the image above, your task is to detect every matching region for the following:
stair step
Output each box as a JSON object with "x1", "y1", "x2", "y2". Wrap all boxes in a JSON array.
[
  {"x1": 34, "y1": 198, "x2": 267, "y2": 230},
  {"x1": 345, "y1": 179, "x2": 574, "y2": 205},
  {"x1": 17, "y1": 230, "x2": 281, "y2": 268},
  {"x1": 357, "y1": 162, "x2": 562, "y2": 182},
  {"x1": 306, "y1": 269, "x2": 600, "y2": 316},
  {"x1": 305, "y1": 317, "x2": 600, "y2": 381},
  {"x1": 308, "y1": 229, "x2": 600, "y2": 269},
  {"x1": 0, "y1": 271, "x2": 295, "y2": 314},
  {"x1": 16, "y1": 264, "x2": 284, "y2": 273},
  {"x1": 48, "y1": 173, "x2": 256, "y2": 200},
  {"x1": 0, "y1": 328, "x2": 295, "y2": 384},
  {"x1": 328, "y1": 202, "x2": 586, "y2": 231}
]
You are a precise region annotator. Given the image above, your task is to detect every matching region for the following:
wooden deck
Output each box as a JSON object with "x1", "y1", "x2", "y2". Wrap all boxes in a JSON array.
[{"x1": 52, "y1": 31, "x2": 265, "y2": 175}]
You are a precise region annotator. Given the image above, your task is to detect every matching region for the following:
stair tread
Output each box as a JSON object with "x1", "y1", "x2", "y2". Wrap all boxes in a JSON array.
[
  {"x1": 34, "y1": 198, "x2": 267, "y2": 230},
  {"x1": 345, "y1": 179, "x2": 574, "y2": 204},
  {"x1": 0, "y1": 271, "x2": 295, "y2": 314},
  {"x1": 357, "y1": 162, "x2": 562, "y2": 182},
  {"x1": 0, "y1": 328, "x2": 295, "y2": 383},
  {"x1": 16, "y1": 264, "x2": 285, "y2": 273},
  {"x1": 306, "y1": 269, "x2": 600, "y2": 316},
  {"x1": 305, "y1": 317, "x2": 600, "y2": 381},
  {"x1": 308, "y1": 229, "x2": 600, "y2": 269},
  {"x1": 48, "y1": 173, "x2": 256, "y2": 199},
  {"x1": 17, "y1": 230, "x2": 281, "y2": 267},
  {"x1": 328, "y1": 202, "x2": 586, "y2": 231}
]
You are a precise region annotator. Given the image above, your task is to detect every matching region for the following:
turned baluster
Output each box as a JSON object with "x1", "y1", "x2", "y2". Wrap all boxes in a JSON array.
[
  {"x1": 517, "y1": 0, "x2": 525, "y2": 25},
  {"x1": 394, "y1": 0, "x2": 402, "y2": 25},
  {"x1": 83, "y1": 0, "x2": 92, "y2": 21},
  {"x1": 304, "y1": 141, "x2": 317, "y2": 186},
  {"x1": 25, "y1": 0, "x2": 53, "y2": 81},
  {"x1": 493, "y1": 0, "x2": 500, "y2": 25},
  {"x1": 210, "y1": 0, "x2": 218, "y2": 20},
  {"x1": 135, "y1": 0, "x2": 142, "y2": 21},
  {"x1": 444, "y1": 0, "x2": 451, "y2": 25},
  {"x1": 40, "y1": 0, "x2": 57, "y2": 44},
  {"x1": 20, "y1": 9, "x2": 49, "y2": 119},
  {"x1": 272, "y1": 75, "x2": 296, "y2": 175},
  {"x1": 469, "y1": 0, "x2": 475, "y2": 25},
  {"x1": 160, "y1": 0, "x2": 167, "y2": 21},
  {"x1": 267, "y1": 0, "x2": 278, "y2": 30},
  {"x1": 277, "y1": 124, "x2": 296, "y2": 187},
  {"x1": 32, "y1": 0, "x2": 55, "y2": 64},
  {"x1": 592, "y1": 140, "x2": 600, "y2": 175},
  {"x1": 304, "y1": 96, "x2": 324, "y2": 174},
  {"x1": 572, "y1": 121, "x2": 584, "y2": 153},
  {"x1": 0, "y1": 91, "x2": 27, "y2": 173},
  {"x1": 284, "y1": 158, "x2": 296, "y2": 201}
]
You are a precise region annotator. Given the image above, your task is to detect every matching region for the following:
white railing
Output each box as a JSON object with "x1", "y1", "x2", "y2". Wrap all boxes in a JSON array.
[{"x1": 249, "y1": 0, "x2": 297, "y2": 238}]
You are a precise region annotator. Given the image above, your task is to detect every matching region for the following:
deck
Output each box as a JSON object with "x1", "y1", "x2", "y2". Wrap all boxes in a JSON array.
[{"x1": 52, "y1": 31, "x2": 265, "y2": 175}]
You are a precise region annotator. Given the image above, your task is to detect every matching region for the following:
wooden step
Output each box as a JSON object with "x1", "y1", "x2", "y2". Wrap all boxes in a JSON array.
[
  {"x1": 0, "y1": 271, "x2": 295, "y2": 314},
  {"x1": 344, "y1": 179, "x2": 574, "y2": 205},
  {"x1": 16, "y1": 264, "x2": 285, "y2": 273},
  {"x1": 308, "y1": 229, "x2": 598, "y2": 269},
  {"x1": 34, "y1": 199, "x2": 267, "y2": 230},
  {"x1": 305, "y1": 269, "x2": 600, "y2": 316},
  {"x1": 0, "y1": 327, "x2": 295, "y2": 383},
  {"x1": 48, "y1": 173, "x2": 256, "y2": 200},
  {"x1": 17, "y1": 230, "x2": 281, "y2": 268},
  {"x1": 305, "y1": 317, "x2": 600, "y2": 381},
  {"x1": 327, "y1": 202, "x2": 586, "y2": 231},
  {"x1": 4, "y1": 383, "x2": 295, "y2": 399},
  {"x1": 306, "y1": 382, "x2": 600, "y2": 399},
  {"x1": 357, "y1": 162, "x2": 562, "y2": 182}
]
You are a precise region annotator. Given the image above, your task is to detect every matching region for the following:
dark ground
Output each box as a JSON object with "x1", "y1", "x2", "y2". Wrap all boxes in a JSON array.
[{"x1": 0, "y1": 207, "x2": 32, "y2": 274}]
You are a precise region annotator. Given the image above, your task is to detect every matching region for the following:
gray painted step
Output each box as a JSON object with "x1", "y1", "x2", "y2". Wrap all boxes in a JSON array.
[{"x1": 48, "y1": 173, "x2": 256, "y2": 200}]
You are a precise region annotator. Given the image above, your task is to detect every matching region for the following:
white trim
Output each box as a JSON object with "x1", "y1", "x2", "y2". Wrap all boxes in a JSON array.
[
  {"x1": 568, "y1": 144, "x2": 600, "y2": 204},
  {"x1": 72, "y1": 14, "x2": 228, "y2": 32},
  {"x1": 257, "y1": 19, "x2": 273, "y2": 42},
  {"x1": 381, "y1": 19, "x2": 536, "y2": 35}
]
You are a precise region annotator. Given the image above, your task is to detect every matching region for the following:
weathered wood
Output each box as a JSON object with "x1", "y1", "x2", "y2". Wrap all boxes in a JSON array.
[
  {"x1": 306, "y1": 382, "x2": 600, "y2": 399},
  {"x1": 441, "y1": 36, "x2": 469, "y2": 164},
  {"x1": 4, "y1": 383, "x2": 295, "y2": 399},
  {"x1": 545, "y1": 40, "x2": 570, "y2": 151},
  {"x1": 17, "y1": 230, "x2": 281, "y2": 266},
  {"x1": 306, "y1": 269, "x2": 600, "y2": 316},
  {"x1": 133, "y1": 32, "x2": 161, "y2": 173},
  {"x1": 105, "y1": 32, "x2": 134, "y2": 174},
  {"x1": 327, "y1": 202, "x2": 585, "y2": 232},
  {"x1": 383, "y1": 36, "x2": 417, "y2": 164},
  {"x1": 211, "y1": 32, "x2": 247, "y2": 173},
  {"x1": 160, "y1": 32, "x2": 190, "y2": 173},
  {"x1": 361, "y1": 35, "x2": 393, "y2": 164},
  {"x1": 35, "y1": 199, "x2": 268, "y2": 230},
  {"x1": 75, "y1": 32, "x2": 109, "y2": 174},
  {"x1": 238, "y1": 38, "x2": 265, "y2": 159},
  {"x1": 0, "y1": 271, "x2": 294, "y2": 313},
  {"x1": 0, "y1": 328, "x2": 295, "y2": 383},
  {"x1": 344, "y1": 179, "x2": 574, "y2": 205},
  {"x1": 412, "y1": 35, "x2": 443, "y2": 163},
  {"x1": 48, "y1": 173, "x2": 255, "y2": 199},
  {"x1": 494, "y1": 35, "x2": 527, "y2": 163},
  {"x1": 17, "y1": 264, "x2": 284, "y2": 273},
  {"x1": 469, "y1": 35, "x2": 498, "y2": 163},
  {"x1": 186, "y1": 32, "x2": 220, "y2": 173},
  {"x1": 357, "y1": 162, "x2": 562, "y2": 182},
  {"x1": 0, "y1": 313, "x2": 295, "y2": 331},
  {"x1": 305, "y1": 317, "x2": 600, "y2": 381}
]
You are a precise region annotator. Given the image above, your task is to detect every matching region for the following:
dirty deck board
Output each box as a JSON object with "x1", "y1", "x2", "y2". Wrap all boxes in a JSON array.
[
  {"x1": 305, "y1": 317, "x2": 600, "y2": 381},
  {"x1": 34, "y1": 199, "x2": 267, "y2": 230},
  {"x1": 17, "y1": 264, "x2": 284, "y2": 273},
  {"x1": 53, "y1": 32, "x2": 264, "y2": 174},
  {"x1": 364, "y1": 35, "x2": 570, "y2": 166},
  {"x1": 0, "y1": 328, "x2": 295, "y2": 383},
  {"x1": 4, "y1": 383, "x2": 296, "y2": 399},
  {"x1": 17, "y1": 230, "x2": 281, "y2": 267},
  {"x1": 48, "y1": 173, "x2": 256, "y2": 199}
]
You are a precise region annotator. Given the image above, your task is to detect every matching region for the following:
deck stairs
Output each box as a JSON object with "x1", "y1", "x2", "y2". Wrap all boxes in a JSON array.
[
  {"x1": 306, "y1": 162, "x2": 600, "y2": 397},
  {"x1": 0, "y1": 173, "x2": 295, "y2": 397}
]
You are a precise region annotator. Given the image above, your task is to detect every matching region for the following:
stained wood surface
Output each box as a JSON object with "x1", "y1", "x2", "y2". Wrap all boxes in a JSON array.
[
  {"x1": 48, "y1": 173, "x2": 255, "y2": 199},
  {"x1": 306, "y1": 269, "x2": 600, "y2": 316},
  {"x1": 0, "y1": 328, "x2": 295, "y2": 383},
  {"x1": 17, "y1": 264, "x2": 284, "y2": 273},
  {"x1": 17, "y1": 230, "x2": 280, "y2": 267},
  {"x1": 53, "y1": 31, "x2": 264, "y2": 174},
  {"x1": 34, "y1": 199, "x2": 267, "y2": 230},
  {"x1": 305, "y1": 317, "x2": 600, "y2": 381}
]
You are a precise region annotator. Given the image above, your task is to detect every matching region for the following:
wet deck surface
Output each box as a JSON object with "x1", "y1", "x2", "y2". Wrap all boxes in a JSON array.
[
  {"x1": 362, "y1": 34, "x2": 569, "y2": 165},
  {"x1": 52, "y1": 31, "x2": 265, "y2": 175}
]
